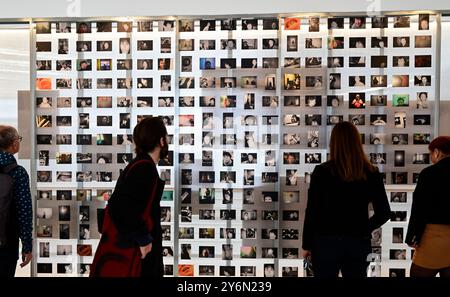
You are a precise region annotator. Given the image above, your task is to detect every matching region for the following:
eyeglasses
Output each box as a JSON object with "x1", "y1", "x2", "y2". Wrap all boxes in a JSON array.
[{"x1": 18, "y1": 136, "x2": 23, "y2": 142}]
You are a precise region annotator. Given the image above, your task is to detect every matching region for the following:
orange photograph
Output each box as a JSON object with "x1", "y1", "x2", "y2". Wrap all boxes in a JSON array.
[{"x1": 284, "y1": 17, "x2": 300, "y2": 30}]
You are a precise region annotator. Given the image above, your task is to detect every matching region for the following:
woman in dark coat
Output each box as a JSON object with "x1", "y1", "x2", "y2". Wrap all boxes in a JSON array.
[
  {"x1": 90, "y1": 117, "x2": 169, "y2": 277},
  {"x1": 302, "y1": 122, "x2": 391, "y2": 277},
  {"x1": 406, "y1": 136, "x2": 450, "y2": 277}
]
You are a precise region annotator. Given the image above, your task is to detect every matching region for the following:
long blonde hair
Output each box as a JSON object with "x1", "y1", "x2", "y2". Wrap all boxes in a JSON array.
[{"x1": 329, "y1": 121, "x2": 376, "y2": 181}]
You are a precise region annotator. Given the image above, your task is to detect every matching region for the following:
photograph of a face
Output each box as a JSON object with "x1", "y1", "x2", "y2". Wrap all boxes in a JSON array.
[
  {"x1": 371, "y1": 37, "x2": 387, "y2": 48},
  {"x1": 371, "y1": 16, "x2": 388, "y2": 28},
  {"x1": 392, "y1": 94, "x2": 409, "y2": 107},
  {"x1": 391, "y1": 192, "x2": 407, "y2": 203},
  {"x1": 392, "y1": 56, "x2": 409, "y2": 67},
  {"x1": 327, "y1": 95, "x2": 342, "y2": 107},
  {"x1": 262, "y1": 18, "x2": 278, "y2": 30},
  {"x1": 158, "y1": 20, "x2": 175, "y2": 31},
  {"x1": 56, "y1": 22, "x2": 71, "y2": 33},
  {"x1": 328, "y1": 17, "x2": 344, "y2": 29},
  {"x1": 370, "y1": 153, "x2": 386, "y2": 165},
  {"x1": 77, "y1": 22, "x2": 91, "y2": 33}
]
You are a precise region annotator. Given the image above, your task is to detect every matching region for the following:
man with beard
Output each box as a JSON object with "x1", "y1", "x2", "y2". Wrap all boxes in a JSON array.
[{"x1": 90, "y1": 117, "x2": 169, "y2": 277}]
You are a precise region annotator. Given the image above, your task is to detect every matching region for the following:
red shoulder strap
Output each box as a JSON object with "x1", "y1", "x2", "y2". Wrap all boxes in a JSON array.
[
  {"x1": 124, "y1": 159, "x2": 160, "y2": 232},
  {"x1": 125, "y1": 159, "x2": 153, "y2": 178}
]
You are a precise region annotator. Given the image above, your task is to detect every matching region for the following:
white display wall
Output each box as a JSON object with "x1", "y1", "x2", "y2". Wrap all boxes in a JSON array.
[{"x1": 30, "y1": 14, "x2": 436, "y2": 277}]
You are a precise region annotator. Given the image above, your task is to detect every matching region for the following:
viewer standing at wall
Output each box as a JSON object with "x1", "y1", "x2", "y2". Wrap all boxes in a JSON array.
[
  {"x1": 0, "y1": 125, "x2": 32, "y2": 277},
  {"x1": 90, "y1": 117, "x2": 168, "y2": 277},
  {"x1": 302, "y1": 121, "x2": 390, "y2": 277},
  {"x1": 406, "y1": 136, "x2": 450, "y2": 277}
]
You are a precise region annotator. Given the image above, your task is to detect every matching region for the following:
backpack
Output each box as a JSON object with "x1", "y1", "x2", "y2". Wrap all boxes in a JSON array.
[{"x1": 0, "y1": 163, "x2": 18, "y2": 247}]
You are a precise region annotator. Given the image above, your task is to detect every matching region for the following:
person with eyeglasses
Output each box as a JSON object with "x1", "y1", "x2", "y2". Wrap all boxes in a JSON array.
[{"x1": 0, "y1": 125, "x2": 32, "y2": 276}]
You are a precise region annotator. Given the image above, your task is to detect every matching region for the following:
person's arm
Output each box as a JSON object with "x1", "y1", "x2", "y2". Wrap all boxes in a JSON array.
[
  {"x1": 108, "y1": 161, "x2": 158, "y2": 246},
  {"x1": 368, "y1": 170, "x2": 391, "y2": 232},
  {"x1": 405, "y1": 171, "x2": 428, "y2": 246},
  {"x1": 302, "y1": 165, "x2": 323, "y2": 252},
  {"x1": 11, "y1": 167, "x2": 33, "y2": 261}
]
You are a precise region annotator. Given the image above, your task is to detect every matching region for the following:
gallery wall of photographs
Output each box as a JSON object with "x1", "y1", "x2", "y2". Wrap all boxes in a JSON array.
[{"x1": 31, "y1": 14, "x2": 436, "y2": 277}]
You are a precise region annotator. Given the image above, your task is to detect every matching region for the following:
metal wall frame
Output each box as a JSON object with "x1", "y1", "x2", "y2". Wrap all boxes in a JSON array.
[{"x1": 0, "y1": 10, "x2": 444, "y2": 276}]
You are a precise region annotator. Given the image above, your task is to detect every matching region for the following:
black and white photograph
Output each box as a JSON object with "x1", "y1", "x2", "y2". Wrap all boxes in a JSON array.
[
  {"x1": 263, "y1": 38, "x2": 278, "y2": 49},
  {"x1": 392, "y1": 134, "x2": 408, "y2": 145},
  {"x1": 305, "y1": 38, "x2": 322, "y2": 49},
  {"x1": 371, "y1": 16, "x2": 388, "y2": 28},
  {"x1": 394, "y1": 112, "x2": 407, "y2": 128},
  {"x1": 241, "y1": 153, "x2": 257, "y2": 164},
  {"x1": 178, "y1": 76, "x2": 195, "y2": 88},
  {"x1": 286, "y1": 35, "x2": 298, "y2": 51},
  {"x1": 242, "y1": 19, "x2": 257, "y2": 30},
  {"x1": 158, "y1": 20, "x2": 174, "y2": 31},
  {"x1": 76, "y1": 41, "x2": 91, "y2": 52},
  {"x1": 283, "y1": 210, "x2": 299, "y2": 221},
  {"x1": 329, "y1": 73, "x2": 341, "y2": 89},
  {"x1": 285, "y1": 170, "x2": 298, "y2": 186},
  {"x1": 370, "y1": 133, "x2": 387, "y2": 145},
  {"x1": 349, "y1": 114, "x2": 365, "y2": 126},
  {"x1": 370, "y1": 114, "x2": 387, "y2": 126},
  {"x1": 79, "y1": 224, "x2": 90, "y2": 240},
  {"x1": 305, "y1": 114, "x2": 322, "y2": 126},
  {"x1": 200, "y1": 20, "x2": 215, "y2": 31},
  {"x1": 307, "y1": 131, "x2": 319, "y2": 148},
  {"x1": 328, "y1": 17, "x2": 344, "y2": 29},
  {"x1": 413, "y1": 153, "x2": 430, "y2": 164},
  {"x1": 328, "y1": 56, "x2": 343, "y2": 68},
  {"x1": 371, "y1": 37, "x2": 387, "y2": 48},
  {"x1": 305, "y1": 95, "x2": 322, "y2": 107},
  {"x1": 414, "y1": 114, "x2": 431, "y2": 125},
  {"x1": 265, "y1": 75, "x2": 276, "y2": 90},
  {"x1": 350, "y1": 37, "x2": 366, "y2": 48},
  {"x1": 391, "y1": 192, "x2": 407, "y2": 203},
  {"x1": 199, "y1": 39, "x2": 215, "y2": 50},
  {"x1": 370, "y1": 95, "x2": 387, "y2": 106},
  {"x1": 348, "y1": 57, "x2": 365, "y2": 68},
  {"x1": 283, "y1": 133, "x2": 300, "y2": 145},
  {"x1": 327, "y1": 115, "x2": 343, "y2": 125},
  {"x1": 305, "y1": 153, "x2": 321, "y2": 164},
  {"x1": 327, "y1": 95, "x2": 342, "y2": 107},
  {"x1": 370, "y1": 153, "x2": 387, "y2": 165},
  {"x1": 56, "y1": 190, "x2": 72, "y2": 200},
  {"x1": 414, "y1": 75, "x2": 431, "y2": 86},
  {"x1": 139, "y1": 39, "x2": 154, "y2": 51},
  {"x1": 283, "y1": 114, "x2": 300, "y2": 126}
]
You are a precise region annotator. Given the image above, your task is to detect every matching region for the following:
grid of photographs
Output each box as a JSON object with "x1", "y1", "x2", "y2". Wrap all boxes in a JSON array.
[
  {"x1": 35, "y1": 20, "x2": 176, "y2": 276},
  {"x1": 32, "y1": 15, "x2": 435, "y2": 277}
]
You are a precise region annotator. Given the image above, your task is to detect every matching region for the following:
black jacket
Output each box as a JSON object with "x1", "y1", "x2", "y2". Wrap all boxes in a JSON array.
[
  {"x1": 302, "y1": 161, "x2": 391, "y2": 250},
  {"x1": 405, "y1": 156, "x2": 450, "y2": 245},
  {"x1": 108, "y1": 154, "x2": 165, "y2": 248}
]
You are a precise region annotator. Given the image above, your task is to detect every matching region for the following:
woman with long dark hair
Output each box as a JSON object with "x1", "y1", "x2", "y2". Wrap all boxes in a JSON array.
[{"x1": 302, "y1": 121, "x2": 390, "y2": 277}]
